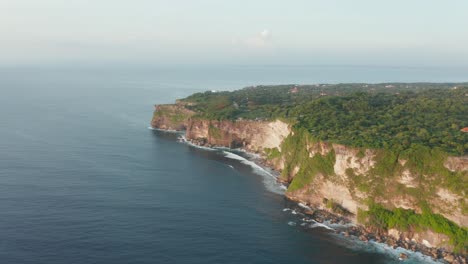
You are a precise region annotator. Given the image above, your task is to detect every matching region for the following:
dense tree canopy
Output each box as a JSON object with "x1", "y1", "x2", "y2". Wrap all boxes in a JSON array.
[{"x1": 180, "y1": 83, "x2": 468, "y2": 155}]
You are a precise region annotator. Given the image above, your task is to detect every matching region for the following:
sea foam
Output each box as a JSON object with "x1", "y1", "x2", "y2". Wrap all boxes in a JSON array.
[
  {"x1": 284, "y1": 208, "x2": 441, "y2": 263},
  {"x1": 335, "y1": 236, "x2": 443, "y2": 264},
  {"x1": 178, "y1": 135, "x2": 216, "y2": 151},
  {"x1": 174, "y1": 134, "x2": 285, "y2": 194},
  {"x1": 147, "y1": 126, "x2": 181, "y2": 133},
  {"x1": 222, "y1": 151, "x2": 285, "y2": 195}
]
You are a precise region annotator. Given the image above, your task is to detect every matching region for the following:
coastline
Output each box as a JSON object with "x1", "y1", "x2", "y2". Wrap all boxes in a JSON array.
[
  {"x1": 166, "y1": 130, "x2": 466, "y2": 264},
  {"x1": 252, "y1": 152, "x2": 460, "y2": 262}
]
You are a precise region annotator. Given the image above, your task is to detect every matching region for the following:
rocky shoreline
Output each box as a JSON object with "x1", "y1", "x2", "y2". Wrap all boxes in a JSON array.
[
  {"x1": 184, "y1": 137, "x2": 467, "y2": 264},
  {"x1": 285, "y1": 199, "x2": 466, "y2": 264}
]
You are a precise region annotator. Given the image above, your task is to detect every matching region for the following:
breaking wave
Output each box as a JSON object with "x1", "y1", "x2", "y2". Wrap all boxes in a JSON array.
[
  {"x1": 147, "y1": 126, "x2": 181, "y2": 133},
  {"x1": 334, "y1": 236, "x2": 443, "y2": 264},
  {"x1": 282, "y1": 207, "x2": 442, "y2": 264},
  {"x1": 177, "y1": 135, "x2": 216, "y2": 151},
  {"x1": 222, "y1": 151, "x2": 285, "y2": 195},
  {"x1": 172, "y1": 134, "x2": 285, "y2": 194},
  {"x1": 308, "y1": 222, "x2": 335, "y2": 231}
]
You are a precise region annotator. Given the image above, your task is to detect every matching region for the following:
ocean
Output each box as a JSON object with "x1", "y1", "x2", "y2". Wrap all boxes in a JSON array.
[{"x1": 1, "y1": 64, "x2": 463, "y2": 264}]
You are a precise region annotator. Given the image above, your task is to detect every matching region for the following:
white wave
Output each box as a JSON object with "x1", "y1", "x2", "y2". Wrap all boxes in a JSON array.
[
  {"x1": 324, "y1": 220, "x2": 356, "y2": 229},
  {"x1": 223, "y1": 151, "x2": 275, "y2": 179},
  {"x1": 175, "y1": 136, "x2": 282, "y2": 195},
  {"x1": 173, "y1": 137, "x2": 284, "y2": 195},
  {"x1": 365, "y1": 241, "x2": 442, "y2": 264},
  {"x1": 147, "y1": 126, "x2": 181, "y2": 133},
  {"x1": 297, "y1": 216, "x2": 335, "y2": 231},
  {"x1": 178, "y1": 135, "x2": 216, "y2": 151},
  {"x1": 330, "y1": 233, "x2": 443, "y2": 264},
  {"x1": 223, "y1": 151, "x2": 248, "y2": 161},
  {"x1": 217, "y1": 147, "x2": 255, "y2": 155},
  {"x1": 309, "y1": 222, "x2": 335, "y2": 231},
  {"x1": 222, "y1": 151, "x2": 285, "y2": 195},
  {"x1": 212, "y1": 146, "x2": 233, "y2": 151},
  {"x1": 227, "y1": 165, "x2": 234, "y2": 169},
  {"x1": 155, "y1": 127, "x2": 440, "y2": 263},
  {"x1": 298, "y1": 203, "x2": 312, "y2": 210}
]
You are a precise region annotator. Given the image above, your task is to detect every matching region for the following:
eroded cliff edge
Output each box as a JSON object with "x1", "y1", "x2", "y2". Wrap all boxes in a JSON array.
[{"x1": 151, "y1": 103, "x2": 467, "y2": 258}]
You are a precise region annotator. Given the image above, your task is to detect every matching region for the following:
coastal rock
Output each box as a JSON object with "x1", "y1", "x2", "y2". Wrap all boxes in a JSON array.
[
  {"x1": 399, "y1": 253, "x2": 408, "y2": 260},
  {"x1": 444, "y1": 156, "x2": 468, "y2": 172},
  {"x1": 444, "y1": 254, "x2": 455, "y2": 263}
]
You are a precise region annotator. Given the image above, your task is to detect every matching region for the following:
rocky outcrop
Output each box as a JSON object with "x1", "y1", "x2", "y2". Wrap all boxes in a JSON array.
[
  {"x1": 388, "y1": 229, "x2": 451, "y2": 249},
  {"x1": 151, "y1": 104, "x2": 195, "y2": 131},
  {"x1": 445, "y1": 156, "x2": 468, "y2": 172}
]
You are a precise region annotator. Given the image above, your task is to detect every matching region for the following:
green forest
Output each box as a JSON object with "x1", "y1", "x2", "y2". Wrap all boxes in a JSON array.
[{"x1": 180, "y1": 83, "x2": 468, "y2": 155}]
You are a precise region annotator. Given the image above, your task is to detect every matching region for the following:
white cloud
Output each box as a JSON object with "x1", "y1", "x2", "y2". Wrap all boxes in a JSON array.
[
  {"x1": 260, "y1": 29, "x2": 271, "y2": 39},
  {"x1": 243, "y1": 29, "x2": 273, "y2": 49}
]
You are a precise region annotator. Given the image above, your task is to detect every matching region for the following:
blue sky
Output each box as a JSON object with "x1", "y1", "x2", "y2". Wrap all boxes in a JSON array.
[{"x1": 1, "y1": 0, "x2": 468, "y2": 66}]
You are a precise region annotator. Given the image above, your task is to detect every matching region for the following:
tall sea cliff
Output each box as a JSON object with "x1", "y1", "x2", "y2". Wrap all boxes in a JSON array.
[{"x1": 151, "y1": 86, "x2": 468, "y2": 261}]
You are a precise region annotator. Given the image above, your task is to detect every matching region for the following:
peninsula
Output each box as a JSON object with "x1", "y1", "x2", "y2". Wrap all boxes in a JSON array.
[{"x1": 152, "y1": 83, "x2": 467, "y2": 263}]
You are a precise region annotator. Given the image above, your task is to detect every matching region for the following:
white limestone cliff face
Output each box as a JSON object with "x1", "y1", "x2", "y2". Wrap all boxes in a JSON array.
[
  {"x1": 185, "y1": 119, "x2": 290, "y2": 152},
  {"x1": 275, "y1": 141, "x2": 467, "y2": 228}
]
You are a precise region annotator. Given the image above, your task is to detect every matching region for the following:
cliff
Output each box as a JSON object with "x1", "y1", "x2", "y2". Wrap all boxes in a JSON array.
[
  {"x1": 151, "y1": 103, "x2": 467, "y2": 256},
  {"x1": 151, "y1": 104, "x2": 290, "y2": 150},
  {"x1": 151, "y1": 104, "x2": 195, "y2": 131},
  {"x1": 272, "y1": 129, "x2": 467, "y2": 252},
  {"x1": 186, "y1": 119, "x2": 290, "y2": 152}
]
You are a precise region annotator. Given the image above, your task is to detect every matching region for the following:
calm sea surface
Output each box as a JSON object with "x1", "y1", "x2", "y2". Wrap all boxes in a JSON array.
[{"x1": 1, "y1": 65, "x2": 464, "y2": 264}]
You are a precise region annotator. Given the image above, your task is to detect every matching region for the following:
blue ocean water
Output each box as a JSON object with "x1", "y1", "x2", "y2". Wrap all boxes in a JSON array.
[{"x1": 0, "y1": 65, "x2": 462, "y2": 264}]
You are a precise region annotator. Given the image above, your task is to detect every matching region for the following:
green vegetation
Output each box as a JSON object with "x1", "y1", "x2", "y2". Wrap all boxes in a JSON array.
[
  {"x1": 179, "y1": 84, "x2": 468, "y2": 155},
  {"x1": 400, "y1": 145, "x2": 467, "y2": 195},
  {"x1": 264, "y1": 147, "x2": 281, "y2": 160},
  {"x1": 324, "y1": 198, "x2": 352, "y2": 216},
  {"x1": 276, "y1": 123, "x2": 467, "y2": 251},
  {"x1": 172, "y1": 83, "x2": 468, "y2": 251},
  {"x1": 153, "y1": 106, "x2": 191, "y2": 125},
  {"x1": 346, "y1": 168, "x2": 371, "y2": 193},
  {"x1": 278, "y1": 128, "x2": 466, "y2": 198},
  {"x1": 358, "y1": 203, "x2": 468, "y2": 253},
  {"x1": 208, "y1": 124, "x2": 222, "y2": 139},
  {"x1": 363, "y1": 145, "x2": 467, "y2": 197},
  {"x1": 293, "y1": 89, "x2": 468, "y2": 155},
  {"x1": 279, "y1": 128, "x2": 336, "y2": 191}
]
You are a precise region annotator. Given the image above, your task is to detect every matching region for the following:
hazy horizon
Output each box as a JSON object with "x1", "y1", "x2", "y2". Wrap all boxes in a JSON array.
[{"x1": 2, "y1": 0, "x2": 468, "y2": 68}]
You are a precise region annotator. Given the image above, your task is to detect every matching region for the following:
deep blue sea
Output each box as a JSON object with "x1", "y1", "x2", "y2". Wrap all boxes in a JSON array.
[{"x1": 1, "y1": 65, "x2": 464, "y2": 264}]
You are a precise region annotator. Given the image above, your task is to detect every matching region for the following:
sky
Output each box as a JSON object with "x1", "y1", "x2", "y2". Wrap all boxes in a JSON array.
[{"x1": 1, "y1": 0, "x2": 468, "y2": 67}]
